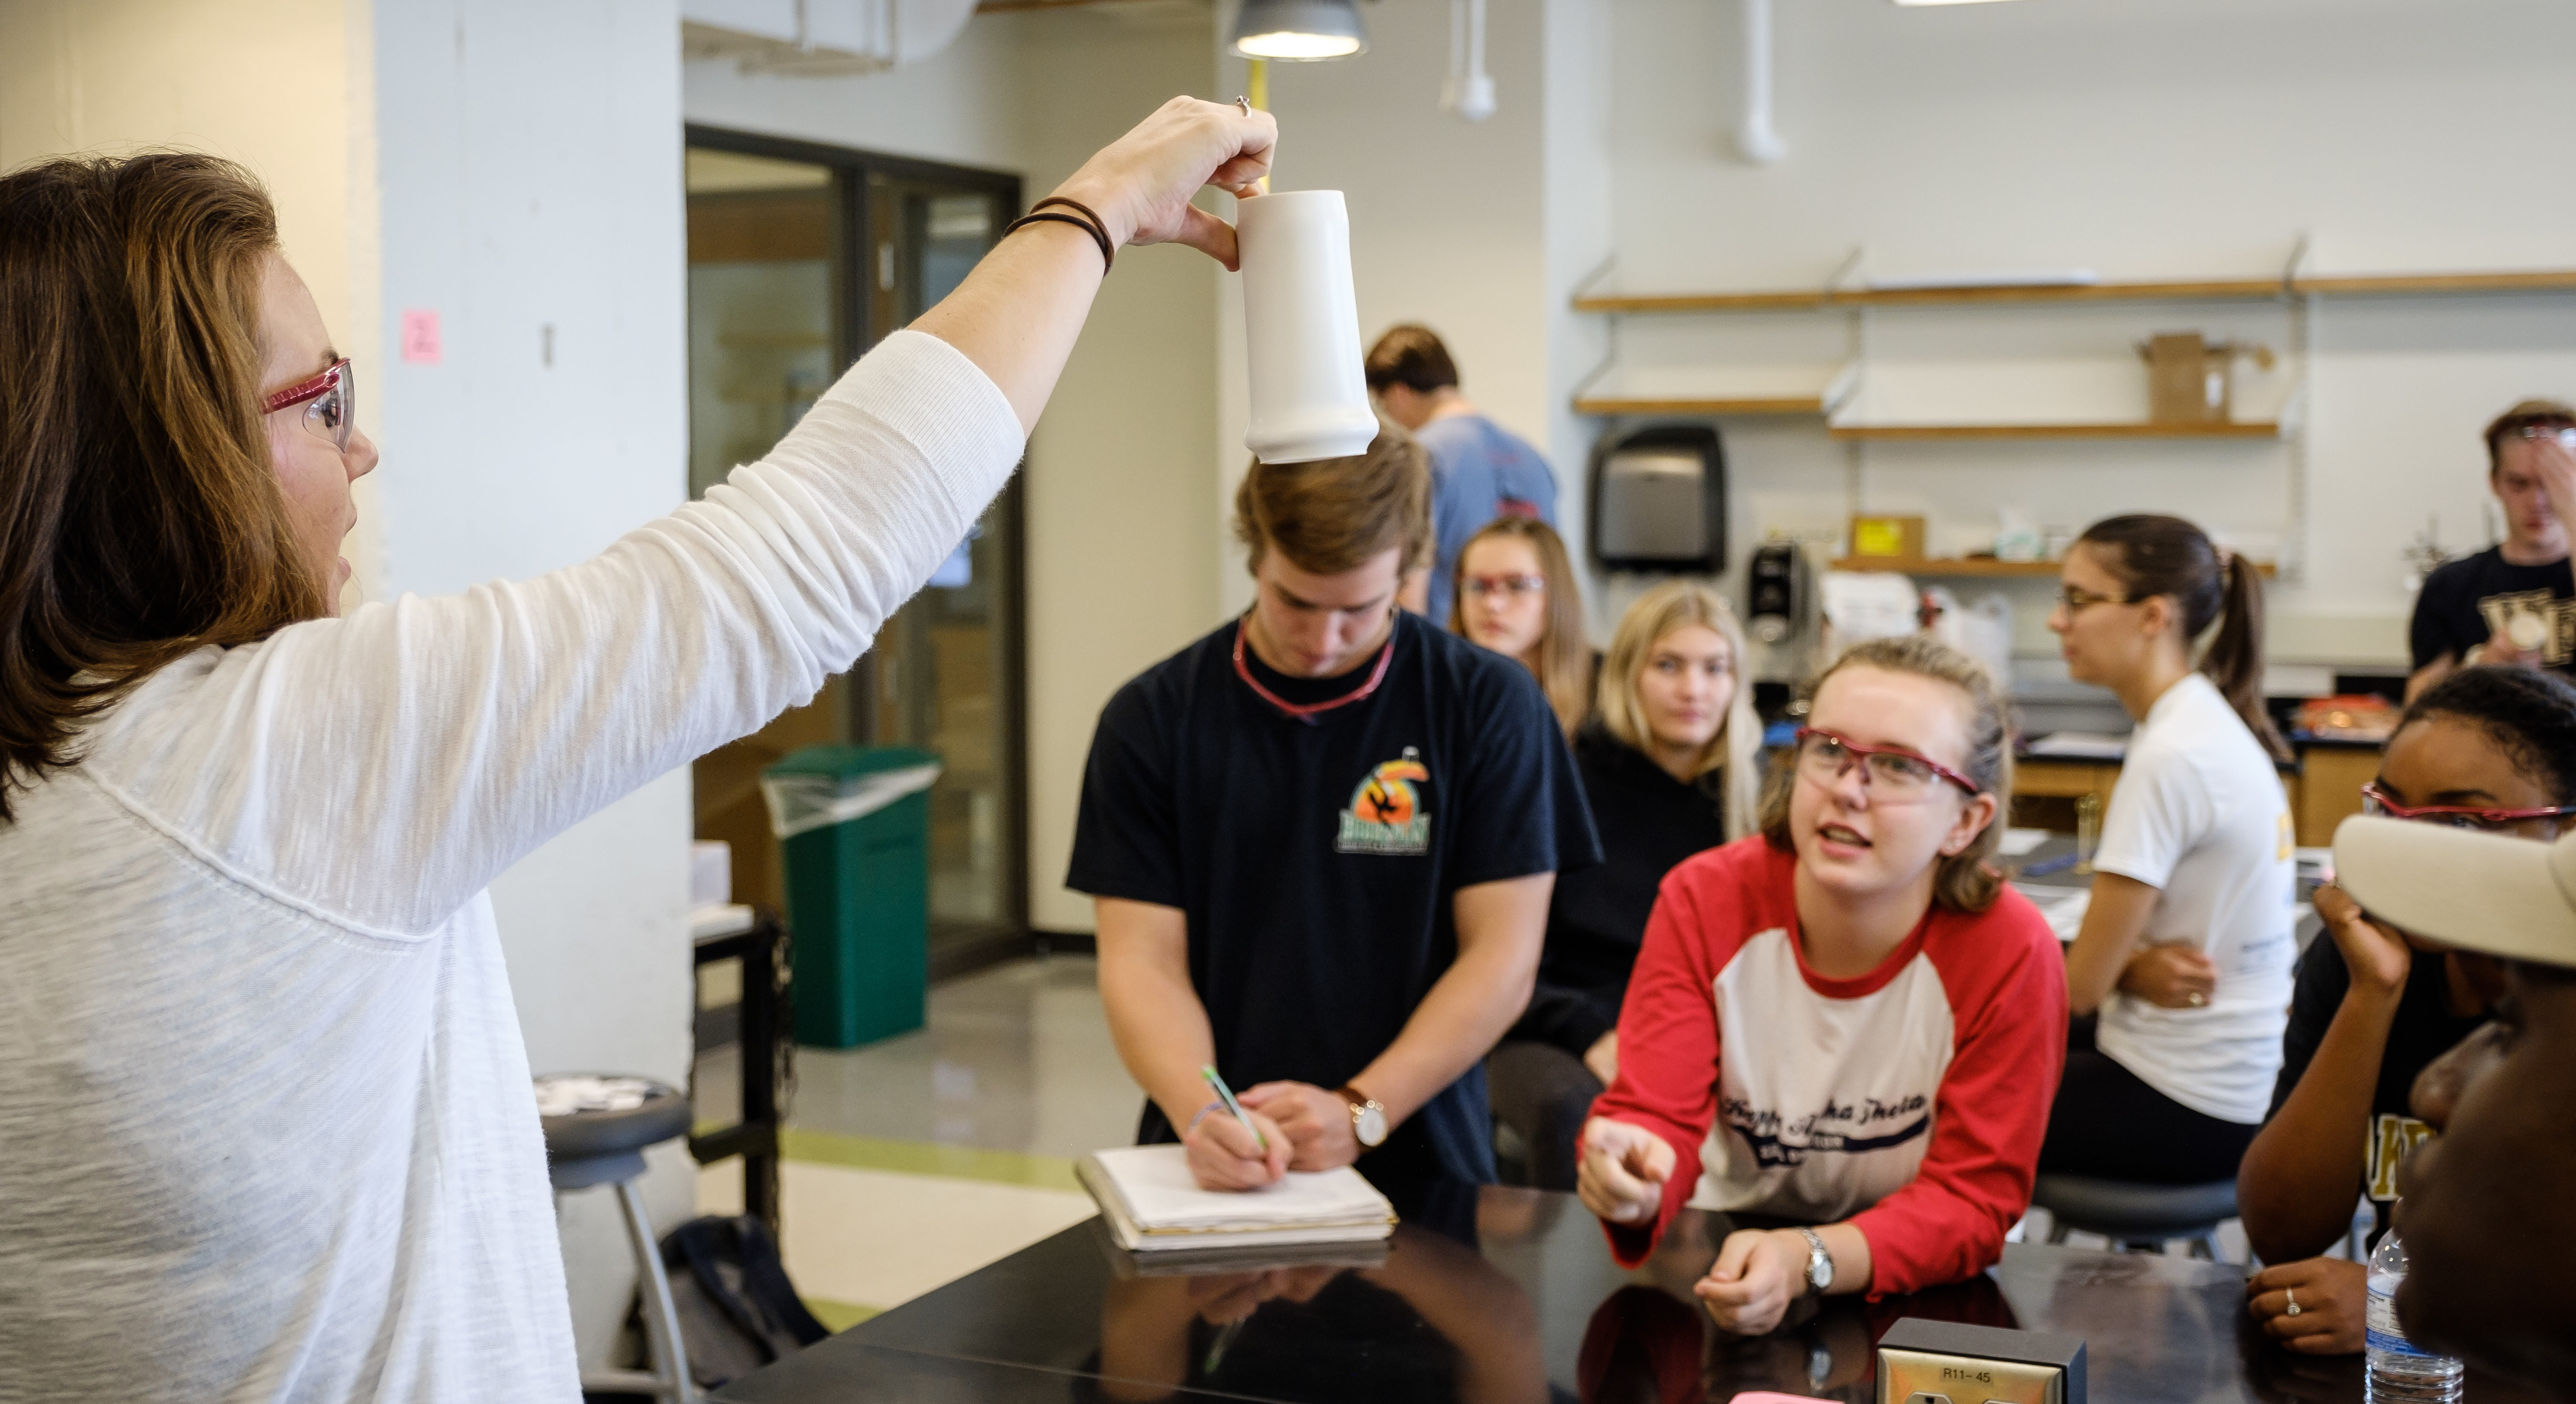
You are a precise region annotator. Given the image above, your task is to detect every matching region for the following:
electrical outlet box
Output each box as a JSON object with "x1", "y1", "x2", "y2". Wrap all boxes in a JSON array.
[{"x1": 1875, "y1": 1318, "x2": 2086, "y2": 1404}]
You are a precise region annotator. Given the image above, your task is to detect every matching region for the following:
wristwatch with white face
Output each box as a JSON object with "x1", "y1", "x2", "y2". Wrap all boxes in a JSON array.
[
  {"x1": 1797, "y1": 1226, "x2": 1833, "y2": 1297},
  {"x1": 1335, "y1": 1084, "x2": 1388, "y2": 1149}
]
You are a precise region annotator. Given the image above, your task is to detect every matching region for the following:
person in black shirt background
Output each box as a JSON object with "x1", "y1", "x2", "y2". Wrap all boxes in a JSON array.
[
  {"x1": 2408, "y1": 399, "x2": 2576, "y2": 700},
  {"x1": 1486, "y1": 580, "x2": 1764, "y2": 1189},
  {"x1": 1068, "y1": 428, "x2": 1597, "y2": 1201},
  {"x1": 2239, "y1": 667, "x2": 2576, "y2": 1353}
]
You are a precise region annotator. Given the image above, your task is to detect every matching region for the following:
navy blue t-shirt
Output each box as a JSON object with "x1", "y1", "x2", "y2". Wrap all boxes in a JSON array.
[{"x1": 1066, "y1": 611, "x2": 1600, "y2": 1193}]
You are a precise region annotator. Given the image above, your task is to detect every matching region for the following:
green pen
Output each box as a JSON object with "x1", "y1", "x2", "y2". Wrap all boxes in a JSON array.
[{"x1": 1200, "y1": 1064, "x2": 1269, "y2": 1151}]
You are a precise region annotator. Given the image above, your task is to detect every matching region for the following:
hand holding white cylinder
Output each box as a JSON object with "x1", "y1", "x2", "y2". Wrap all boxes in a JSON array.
[{"x1": 1237, "y1": 190, "x2": 1378, "y2": 465}]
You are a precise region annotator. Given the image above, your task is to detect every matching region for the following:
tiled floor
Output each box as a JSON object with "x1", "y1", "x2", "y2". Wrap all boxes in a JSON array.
[{"x1": 693, "y1": 954, "x2": 1141, "y2": 1325}]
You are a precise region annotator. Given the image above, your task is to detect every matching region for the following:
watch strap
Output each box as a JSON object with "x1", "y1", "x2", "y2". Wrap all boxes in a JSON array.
[{"x1": 1334, "y1": 1084, "x2": 1387, "y2": 1146}]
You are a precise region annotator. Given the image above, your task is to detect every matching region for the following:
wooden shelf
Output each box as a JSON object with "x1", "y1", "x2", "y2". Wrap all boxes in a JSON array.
[
  {"x1": 1831, "y1": 557, "x2": 2063, "y2": 577},
  {"x1": 2288, "y1": 270, "x2": 2576, "y2": 297},
  {"x1": 1574, "y1": 392, "x2": 1825, "y2": 416},
  {"x1": 1574, "y1": 290, "x2": 1833, "y2": 314},
  {"x1": 1575, "y1": 267, "x2": 2576, "y2": 315},
  {"x1": 1827, "y1": 420, "x2": 2283, "y2": 441},
  {"x1": 1831, "y1": 556, "x2": 2278, "y2": 577}
]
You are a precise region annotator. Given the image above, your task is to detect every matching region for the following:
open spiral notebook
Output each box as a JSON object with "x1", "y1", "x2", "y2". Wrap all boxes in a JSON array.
[{"x1": 1077, "y1": 1145, "x2": 1397, "y2": 1253}]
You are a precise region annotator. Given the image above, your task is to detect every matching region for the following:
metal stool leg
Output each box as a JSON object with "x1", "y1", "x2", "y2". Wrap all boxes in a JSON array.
[
  {"x1": 573, "y1": 1178, "x2": 698, "y2": 1403},
  {"x1": 619, "y1": 1178, "x2": 696, "y2": 1403}
]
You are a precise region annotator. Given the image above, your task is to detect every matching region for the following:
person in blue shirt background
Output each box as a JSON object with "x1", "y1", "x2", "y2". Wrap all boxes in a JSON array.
[{"x1": 1365, "y1": 325, "x2": 1560, "y2": 625}]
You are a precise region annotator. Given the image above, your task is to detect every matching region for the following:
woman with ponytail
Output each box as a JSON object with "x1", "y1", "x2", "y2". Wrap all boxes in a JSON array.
[{"x1": 2039, "y1": 514, "x2": 2297, "y2": 1184}]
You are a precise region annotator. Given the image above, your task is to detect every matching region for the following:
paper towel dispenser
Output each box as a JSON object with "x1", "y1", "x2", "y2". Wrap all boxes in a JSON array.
[{"x1": 1590, "y1": 425, "x2": 1725, "y2": 572}]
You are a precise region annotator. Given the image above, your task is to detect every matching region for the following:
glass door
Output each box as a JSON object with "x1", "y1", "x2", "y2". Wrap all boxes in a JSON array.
[
  {"x1": 857, "y1": 176, "x2": 1026, "y2": 966},
  {"x1": 684, "y1": 131, "x2": 1027, "y2": 975}
]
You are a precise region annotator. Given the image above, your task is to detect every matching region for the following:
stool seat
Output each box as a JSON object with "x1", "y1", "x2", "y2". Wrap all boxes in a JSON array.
[
  {"x1": 535, "y1": 1074, "x2": 692, "y2": 1191},
  {"x1": 2034, "y1": 1173, "x2": 2237, "y2": 1260}
]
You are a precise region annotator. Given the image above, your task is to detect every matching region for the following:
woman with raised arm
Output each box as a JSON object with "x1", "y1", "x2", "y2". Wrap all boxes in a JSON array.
[
  {"x1": 2040, "y1": 514, "x2": 2297, "y2": 1186},
  {"x1": 1577, "y1": 636, "x2": 2065, "y2": 1335},
  {"x1": 0, "y1": 98, "x2": 1271, "y2": 1403}
]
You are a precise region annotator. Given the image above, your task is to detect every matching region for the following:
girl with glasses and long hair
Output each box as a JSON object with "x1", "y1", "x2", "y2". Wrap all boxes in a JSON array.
[
  {"x1": 0, "y1": 101, "x2": 1275, "y2": 1402},
  {"x1": 1448, "y1": 515, "x2": 1591, "y2": 738},
  {"x1": 1488, "y1": 581, "x2": 1761, "y2": 1190},
  {"x1": 2237, "y1": 666, "x2": 2576, "y2": 1356},
  {"x1": 1577, "y1": 635, "x2": 2066, "y2": 1334},
  {"x1": 2040, "y1": 514, "x2": 2297, "y2": 1189}
]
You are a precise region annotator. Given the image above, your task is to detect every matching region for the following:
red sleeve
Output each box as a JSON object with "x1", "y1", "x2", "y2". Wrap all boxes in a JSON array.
[
  {"x1": 1585, "y1": 847, "x2": 1743, "y2": 1266},
  {"x1": 1848, "y1": 896, "x2": 2068, "y2": 1296}
]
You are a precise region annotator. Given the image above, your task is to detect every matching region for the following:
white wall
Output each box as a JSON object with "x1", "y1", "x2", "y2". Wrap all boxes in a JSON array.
[
  {"x1": 371, "y1": 0, "x2": 695, "y2": 1367},
  {"x1": 1600, "y1": 0, "x2": 2576, "y2": 668},
  {"x1": 683, "y1": 6, "x2": 1219, "y2": 934}
]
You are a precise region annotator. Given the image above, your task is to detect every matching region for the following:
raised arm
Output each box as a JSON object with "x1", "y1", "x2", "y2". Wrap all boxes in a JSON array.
[
  {"x1": 2239, "y1": 887, "x2": 2408, "y2": 1263},
  {"x1": 108, "y1": 100, "x2": 1276, "y2": 938}
]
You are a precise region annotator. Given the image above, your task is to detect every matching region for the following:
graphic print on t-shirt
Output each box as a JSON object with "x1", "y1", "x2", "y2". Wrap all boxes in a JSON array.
[
  {"x1": 1723, "y1": 1088, "x2": 1932, "y2": 1168},
  {"x1": 1693, "y1": 928, "x2": 1954, "y2": 1222},
  {"x1": 1335, "y1": 747, "x2": 1433, "y2": 856},
  {"x1": 2476, "y1": 587, "x2": 2576, "y2": 665},
  {"x1": 2366, "y1": 1113, "x2": 2434, "y2": 1202}
]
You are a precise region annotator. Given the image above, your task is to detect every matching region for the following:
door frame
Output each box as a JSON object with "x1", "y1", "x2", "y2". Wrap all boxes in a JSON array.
[{"x1": 685, "y1": 125, "x2": 1033, "y2": 974}]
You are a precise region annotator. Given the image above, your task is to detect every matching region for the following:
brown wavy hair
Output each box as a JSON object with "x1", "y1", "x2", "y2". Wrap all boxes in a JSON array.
[
  {"x1": 1448, "y1": 516, "x2": 1589, "y2": 738},
  {"x1": 1759, "y1": 634, "x2": 2012, "y2": 913},
  {"x1": 1233, "y1": 425, "x2": 1433, "y2": 577},
  {"x1": 0, "y1": 153, "x2": 322, "y2": 821}
]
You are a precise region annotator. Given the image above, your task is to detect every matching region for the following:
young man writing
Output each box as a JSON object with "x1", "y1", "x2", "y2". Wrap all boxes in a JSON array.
[
  {"x1": 2407, "y1": 399, "x2": 2576, "y2": 700},
  {"x1": 1068, "y1": 430, "x2": 1598, "y2": 1199}
]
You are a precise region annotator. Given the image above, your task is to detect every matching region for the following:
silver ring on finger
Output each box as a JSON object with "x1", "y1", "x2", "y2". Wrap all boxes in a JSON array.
[
  {"x1": 2284, "y1": 1288, "x2": 2302, "y2": 1317},
  {"x1": 1236, "y1": 95, "x2": 1252, "y2": 115},
  {"x1": 2187, "y1": 991, "x2": 2208, "y2": 1007}
]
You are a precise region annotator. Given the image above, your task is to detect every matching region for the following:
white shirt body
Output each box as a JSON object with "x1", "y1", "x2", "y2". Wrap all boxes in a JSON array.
[{"x1": 2091, "y1": 673, "x2": 2298, "y2": 1124}]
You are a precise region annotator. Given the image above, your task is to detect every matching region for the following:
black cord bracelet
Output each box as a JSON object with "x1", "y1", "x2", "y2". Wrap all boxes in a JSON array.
[{"x1": 1003, "y1": 207, "x2": 1113, "y2": 274}]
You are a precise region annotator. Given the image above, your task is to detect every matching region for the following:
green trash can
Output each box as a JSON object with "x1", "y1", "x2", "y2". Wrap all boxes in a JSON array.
[{"x1": 760, "y1": 745, "x2": 942, "y2": 1049}]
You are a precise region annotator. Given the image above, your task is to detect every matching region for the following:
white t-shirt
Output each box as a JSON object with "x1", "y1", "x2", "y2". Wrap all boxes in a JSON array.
[
  {"x1": 0, "y1": 331, "x2": 1024, "y2": 1402},
  {"x1": 2091, "y1": 673, "x2": 2298, "y2": 1124}
]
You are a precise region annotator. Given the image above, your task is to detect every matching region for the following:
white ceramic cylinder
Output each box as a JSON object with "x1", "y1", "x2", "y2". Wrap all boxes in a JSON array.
[{"x1": 1237, "y1": 190, "x2": 1378, "y2": 465}]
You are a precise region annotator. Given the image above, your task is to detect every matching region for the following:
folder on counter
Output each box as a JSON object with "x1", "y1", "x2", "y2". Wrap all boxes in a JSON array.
[{"x1": 1077, "y1": 1144, "x2": 1397, "y2": 1253}]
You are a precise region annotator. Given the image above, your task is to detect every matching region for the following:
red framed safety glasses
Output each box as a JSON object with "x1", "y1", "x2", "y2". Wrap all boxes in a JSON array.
[
  {"x1": 2359, "y1": 780, "x2": 2576, "y2": 838},
  {"x1": 1792, "y1": 726, "x2": 1982, "y2": 799},
  {"x1": 262, "y1": 357, "x2": 357, "y2": 453}
]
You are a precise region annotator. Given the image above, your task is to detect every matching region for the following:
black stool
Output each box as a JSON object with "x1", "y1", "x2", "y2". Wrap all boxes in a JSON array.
[
  {"x1": 537, "y1": 1075, "x2": 698, "y2": 1403},
  {"x1": 2033, "y1": 1173, "x2": 2237, "y2": 1261}
]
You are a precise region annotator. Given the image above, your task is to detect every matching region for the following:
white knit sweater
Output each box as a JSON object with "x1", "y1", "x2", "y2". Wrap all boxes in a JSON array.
[{"x1": 0, "y1": 330, "x2": 1024, "y2": 1402}]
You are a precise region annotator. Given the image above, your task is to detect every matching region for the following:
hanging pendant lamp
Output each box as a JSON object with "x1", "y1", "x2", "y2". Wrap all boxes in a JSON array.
[{"x1": 1229, "y1": 0, "x2": 1367, "y2": 61}]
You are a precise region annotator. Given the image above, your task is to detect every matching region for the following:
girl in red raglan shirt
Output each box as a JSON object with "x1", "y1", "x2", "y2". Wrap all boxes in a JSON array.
[{"x1": 1579, "y1": 635, "x2": 2067, "y2": 1334}]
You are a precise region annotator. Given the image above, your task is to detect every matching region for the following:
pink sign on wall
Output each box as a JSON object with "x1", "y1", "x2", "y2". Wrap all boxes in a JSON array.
[{"x1": 400, "y1": 309, "x2": 442, "y2": 365}]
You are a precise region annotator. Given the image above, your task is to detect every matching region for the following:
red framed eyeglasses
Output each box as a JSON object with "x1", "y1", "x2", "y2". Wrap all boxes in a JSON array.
[
  {"x1": 2359, "y1": 780, "x2": 2576, "y2": 836},
  {"x1": 1792, "y1": 726, "x2": 1982, "y2": 798},
  {"x1": 261, "y1": 357, "x2": 356, "y2": 453}
]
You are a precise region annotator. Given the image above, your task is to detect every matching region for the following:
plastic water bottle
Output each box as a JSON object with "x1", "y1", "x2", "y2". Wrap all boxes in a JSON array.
[{"x1": 2366, "y1": 1230, "x2": 2463, "y2": 1403}]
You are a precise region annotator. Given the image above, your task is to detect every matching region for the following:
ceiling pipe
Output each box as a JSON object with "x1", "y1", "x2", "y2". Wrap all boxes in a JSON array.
[
  {"x1": 1737, "y1": 0, "x2": 1785, "y2": 164},
  {"x1": 1442, "y1": 0, "x2": 1495, "y2": 122}
]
